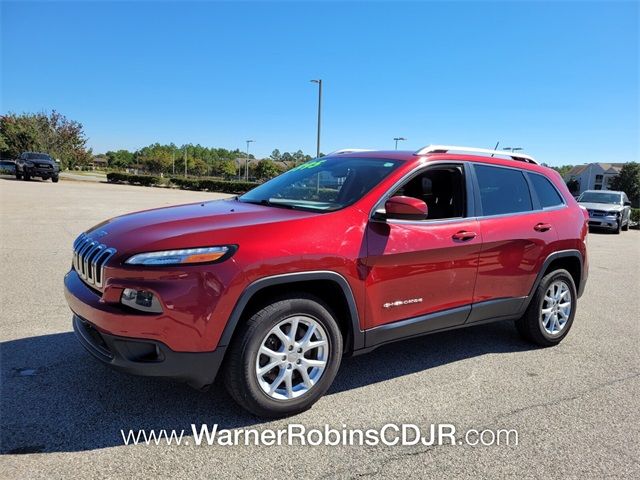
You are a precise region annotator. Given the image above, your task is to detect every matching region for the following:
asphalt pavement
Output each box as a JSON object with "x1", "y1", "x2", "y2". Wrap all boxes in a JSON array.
[{"x1": 1, "y1": 177, "x2": 638, "y2": 479}]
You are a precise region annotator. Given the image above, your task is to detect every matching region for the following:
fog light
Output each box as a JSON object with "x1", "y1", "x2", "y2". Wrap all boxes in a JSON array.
[{"x1": 121, "y1": 288, "x2": 162, "y2": 313}]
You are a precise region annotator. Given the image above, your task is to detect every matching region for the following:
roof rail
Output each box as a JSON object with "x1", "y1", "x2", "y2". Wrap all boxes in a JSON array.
[
  {"x1": 415, "y1": 144, "x2": 538, "y2": 165},
  {"x1": 327, "y1": 148, "x2": 374, "y2": 155}
]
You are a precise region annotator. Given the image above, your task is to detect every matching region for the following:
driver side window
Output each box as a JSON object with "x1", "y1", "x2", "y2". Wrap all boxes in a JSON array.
[{"x1": 390, "y1": 165, "x2": 467, "y2": 220}]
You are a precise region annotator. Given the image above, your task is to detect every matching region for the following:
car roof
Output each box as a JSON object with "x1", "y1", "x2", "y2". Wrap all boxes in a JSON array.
[{"x1": 326, "y1": 149, "x2": 552, "y2": 175}]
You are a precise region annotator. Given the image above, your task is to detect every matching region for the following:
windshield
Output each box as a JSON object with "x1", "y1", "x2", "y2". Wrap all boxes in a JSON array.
[
  {"x1": 26, "y1": 153, "x2": 52, "y2": 160},
  {"x1": 239, "y1": 157, "x2": 402, "y2": 212},
  {"x1": 578, "y1": 192, "x2": 621, "y2": 204}
]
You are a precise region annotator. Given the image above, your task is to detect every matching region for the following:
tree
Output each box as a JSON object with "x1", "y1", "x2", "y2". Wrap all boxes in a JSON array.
[
  {"x1": 106, "y1": 149, "x2": 134, "y2": 169},
  {"x1": 610, "y1": 162, "x2": 640, "y2": 206},
  {"x1": 548, "y1": 164, "x2": 574, "y2": 177},
  {"x1": 566, "y1": 178, "x2": 580, "y2": 195},
  {"x1": 255, "y1": 159, "x2": 281, "y2": 180},
  {"x1": 0, "y1": 111, "x2": 92, "y2": 168},
  {"x1": 270, "y1": 149, "x2": 282, "y2": 162}
]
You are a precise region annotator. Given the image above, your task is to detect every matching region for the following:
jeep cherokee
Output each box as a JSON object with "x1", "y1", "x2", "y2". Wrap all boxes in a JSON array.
[{"x1": 64, "y1": 145, "x2": 589, "y2": 417}]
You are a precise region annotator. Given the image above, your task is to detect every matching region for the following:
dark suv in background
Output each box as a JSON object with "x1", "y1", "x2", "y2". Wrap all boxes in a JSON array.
[{"x1": 15, "y1": 152, "x2": 59, "y2": 182}]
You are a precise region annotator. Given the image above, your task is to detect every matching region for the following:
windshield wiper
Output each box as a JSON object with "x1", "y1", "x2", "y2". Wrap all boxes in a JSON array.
[{"x1": 239, "y1": 199, "x2": 297, "y2": 210}]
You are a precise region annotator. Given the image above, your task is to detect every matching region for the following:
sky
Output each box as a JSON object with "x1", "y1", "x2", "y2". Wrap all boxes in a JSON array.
[{"x1": 1, "y1": 0, "x2": 638, "y2": 166}]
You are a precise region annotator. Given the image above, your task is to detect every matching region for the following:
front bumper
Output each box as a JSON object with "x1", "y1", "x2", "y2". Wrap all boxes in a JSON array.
[
  {"x1": 588, "y1": 217, "x2": 620, "y2": 230},
  {"x1": 26, "y1": 166, "x2": 58, "y2": 177},
  {"x1": 72, "y1": 314, "x2": 225, "y2": 389}
]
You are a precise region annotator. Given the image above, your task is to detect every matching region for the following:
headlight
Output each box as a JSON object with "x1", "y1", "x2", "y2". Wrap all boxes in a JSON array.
[
  {"x1": 607, "y1": 211, "x2": 620, "y2": 217},
  {"x1": 125, "y1": 246, "x2": 235, "y2": 266}
]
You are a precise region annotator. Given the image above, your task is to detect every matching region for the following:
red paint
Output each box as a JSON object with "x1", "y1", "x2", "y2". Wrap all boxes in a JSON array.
[
  {"x1": 64, "y1": 150, "x2": 588, "y2": 352},
  {"x1": 385, "y1": 195, "x2": 428, "y2": 217}
]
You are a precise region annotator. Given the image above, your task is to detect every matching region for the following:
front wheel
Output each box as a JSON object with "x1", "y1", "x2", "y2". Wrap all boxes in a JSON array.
[
  {"x1": 515, "y1": 269, "x2": 577, "y2": 347},
  {"x1": 223, "y1": 294, "x2": 343, "y2": 418},
  {"x1": 15, "y1": 172, "x2": 22, "y2": 180},
  {"x1": 52, "y1": 176, "x2": 59, "y2": 183},
  {"x1": 23, "y1": 171, "x2": 30, "y2": 181}
]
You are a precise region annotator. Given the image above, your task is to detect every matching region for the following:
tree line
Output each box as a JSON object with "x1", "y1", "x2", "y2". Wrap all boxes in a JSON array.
[
  {"x1": 2, "y1": 111, "x2": 637, "y2": 198},
  {"x1": 0, "y1": 112, "x2": 316, "y2": 180}
]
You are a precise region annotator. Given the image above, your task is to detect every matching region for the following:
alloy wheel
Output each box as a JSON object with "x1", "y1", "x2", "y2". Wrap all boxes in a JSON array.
[
  {"x1": 255, "y1": 315, "x2": 329, "y2": 400},
  {"x1": 540, "y1": 280, "x2": 572, "y2": 336}
]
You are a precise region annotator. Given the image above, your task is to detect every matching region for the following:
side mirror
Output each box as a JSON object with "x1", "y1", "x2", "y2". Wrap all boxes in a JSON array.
[
  {"x1": 624, "y1": 201, "x2": 632, "y2": 206},
  {"x1": 381, "y1": 196, "x2": 428, "y2": 220}
]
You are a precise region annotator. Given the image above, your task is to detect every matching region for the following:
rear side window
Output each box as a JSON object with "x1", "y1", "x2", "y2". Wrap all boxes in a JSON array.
[
  {"x1": 475, "y1": 165, "x2": 532, "y2": 216},
  {"x1": 528, "y1": 173, "x2": 564, "y2": 208}
]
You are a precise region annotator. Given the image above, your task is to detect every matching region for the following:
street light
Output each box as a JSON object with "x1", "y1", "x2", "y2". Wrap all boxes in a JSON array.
[
  {"x1": 393, "y1": 137, "x2": 406, "y2": 150},
  {"x1": 245, "y1": 139, "x2": 254, "y2": 181},
  {"x1": 310, "y1": 79, "x2": 322, "y2": 158}
]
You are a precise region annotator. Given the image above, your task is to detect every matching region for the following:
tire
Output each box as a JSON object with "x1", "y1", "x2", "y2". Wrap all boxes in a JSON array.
[
  {"x1": 23, "y1": 171, "x2": 30, "y2": 181},
  {"x1": 515, "y1": 269, "x2": 577, "y2": 347},
  {"x1": 614, "y1": 220, "x2": 622, "y2": 234},
  {"x1": 223, "y1": 293, "x2": 343, "y2": 418},
  {"x1": 52, "y1": 176, "x2": 59, "y2": 183},
  {"x1": 622, "y1": 220, "x2": 629, "y2": 231},
  {"x1": 15, "y1": 172, "x2": 22, "y2": 180}
]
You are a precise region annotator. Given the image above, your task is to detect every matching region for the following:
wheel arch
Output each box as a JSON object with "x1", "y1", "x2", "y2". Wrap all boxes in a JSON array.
[
  {"x1": 218, "y1": 271, "x2": 364, "y2": 353},
  {"x1": 522, "y1": 250, "x2": 584, "y2": 313}
]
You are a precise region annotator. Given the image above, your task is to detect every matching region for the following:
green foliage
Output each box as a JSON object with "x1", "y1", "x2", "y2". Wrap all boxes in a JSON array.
[
  {"x1": 254, "y1": 159, "x2": 282, "y2": 180},
  {"x1": 630, "y1": 208, "x2": 640, "y2": 227},
  {"x1": 105, "y1": 150, "x2": 134, "y2": 169},
  {"x1": 169, "y1": 177, "x2": 258, "y2": 194},
  {"x1": 548, "y1": 164, "x2": 574, "y2": 177},
  {"x1": 106, "y1": 172, "x2": 162, "y2": 186},
  {"x1": 0, "y1": 111, "x2": 92, "y2": 169},
  {"x1": 610, "y1": 162, "x2": 640, "y2": 207},
  {"x1": 566, "y1": 178, "x2": 580, "y2": 195}
]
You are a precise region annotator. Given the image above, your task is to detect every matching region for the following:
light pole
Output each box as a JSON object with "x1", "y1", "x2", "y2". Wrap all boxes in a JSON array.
[
  {"x1": 245, "y1": 140, "x2": 254, "y2": 181},
  {"x1": 393, "y1": 137, "x2": 406, "y2": 150},
  {"x1": 183, "y1": 146, "x2": 187, "y2": 177},
  {"x1": 310, "y1": 79, "x2": 322, "y2": 158}
]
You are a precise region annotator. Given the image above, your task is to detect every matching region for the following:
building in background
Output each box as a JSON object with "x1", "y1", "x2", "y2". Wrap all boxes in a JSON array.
[{"x1": 563, "y1": 163, "x2": 624, "y2": 196}]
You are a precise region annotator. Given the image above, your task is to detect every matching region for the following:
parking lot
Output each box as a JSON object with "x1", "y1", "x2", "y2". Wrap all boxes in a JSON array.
[{"x1": 1, "y1": 177, "x2": 639, "y2": 478}]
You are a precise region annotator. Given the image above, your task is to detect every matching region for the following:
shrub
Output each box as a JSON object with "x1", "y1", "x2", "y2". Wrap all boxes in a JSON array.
[
  {"x1": 630, "y1": 208, "x2": 640, "y2": 228},
  {"x1": 106, "y1": 172, "x2": 161, "y2": 186},
  {"x1": 169, "y1": 177, "x2": 259, "y2": 194}
]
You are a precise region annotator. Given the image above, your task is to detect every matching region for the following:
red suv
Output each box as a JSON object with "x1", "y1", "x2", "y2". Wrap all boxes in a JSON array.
[{"x1": 64, "y1": 145, "x2": 589, "y2": 417}]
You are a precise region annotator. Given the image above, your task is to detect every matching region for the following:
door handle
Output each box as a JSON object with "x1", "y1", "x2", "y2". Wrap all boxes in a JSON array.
[
  {"x1": 534, "y1": 223, "x2": 552, "y2": 232},
  {"x1": 452, "y1": 231, "x2": 477, "y2": 241}
]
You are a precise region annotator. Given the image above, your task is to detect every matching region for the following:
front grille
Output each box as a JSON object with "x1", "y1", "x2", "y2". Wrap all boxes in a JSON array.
[
  {"x1": 588, "y1": 210, "x2": 605, "y2": 217},
  {"x1": 72, "y1": 233, "x2": 116, "y2": 288}
]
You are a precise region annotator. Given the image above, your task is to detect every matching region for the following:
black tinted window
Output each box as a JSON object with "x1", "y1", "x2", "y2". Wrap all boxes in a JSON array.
[
  {"x1": 529, "y1": 173, "x2": 564, "y2": 208},
  {"x1": 475, "y1": 165, "x2": 532, "y2": 216}
]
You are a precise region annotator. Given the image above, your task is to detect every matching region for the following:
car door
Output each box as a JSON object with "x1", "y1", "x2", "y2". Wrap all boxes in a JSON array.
[
  {"x1": 363, "y1": 162, "x2": 481, "y2": 334},
  {"x1": 468, "y1": 164, "x2": 559, "y2": 323}
]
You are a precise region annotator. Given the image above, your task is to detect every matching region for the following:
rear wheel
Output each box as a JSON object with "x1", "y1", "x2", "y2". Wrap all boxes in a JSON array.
[
  {"x1": 224, "y1": 294, "x2": 343, "y2": 418},
  {"x1": 515, "y1": 269, "x2": 577, "y2": 347}
]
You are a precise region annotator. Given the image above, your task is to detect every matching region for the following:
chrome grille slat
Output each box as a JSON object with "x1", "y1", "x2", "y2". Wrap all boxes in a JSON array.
[{"x1": 72, "y1": 233, "x2": 116, "y2": 289}]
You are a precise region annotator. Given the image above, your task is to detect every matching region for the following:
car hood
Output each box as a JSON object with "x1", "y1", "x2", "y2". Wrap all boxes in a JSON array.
[
  {"x1": 579, "y1": 202, "x2": 623, "y2": 212},
  {"x1": 85, "y1": 198, "x2": 317, "y2": 254}
]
